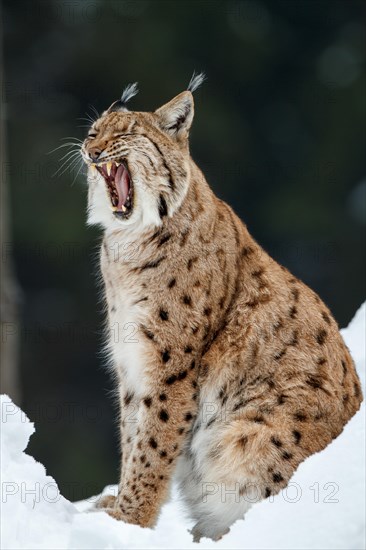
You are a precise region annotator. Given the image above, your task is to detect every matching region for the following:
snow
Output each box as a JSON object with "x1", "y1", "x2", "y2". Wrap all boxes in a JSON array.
[{"x1": 1, "y1": 303, "x2": 365, "y2": 550}]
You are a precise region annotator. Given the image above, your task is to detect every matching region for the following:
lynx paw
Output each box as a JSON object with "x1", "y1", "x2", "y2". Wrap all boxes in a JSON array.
[
  {"x1": 95, "y1": 494, "x2": 117, "y2": 510},
  {"x1": 95, "y1": 495, "x2": 128, "y2": 522},
  {"x1": 105, "y1": 507, "x2": 126, "y2": 521},
  {"x1": 190, "y1": 523, "x2": 230, "y2": 542}
]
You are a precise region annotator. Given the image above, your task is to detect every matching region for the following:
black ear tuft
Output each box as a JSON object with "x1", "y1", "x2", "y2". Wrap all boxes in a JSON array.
[
  {"x1": 120, "y1": 82, "x2": 139, "y2": 105},
  {"x1": 187, "y1": 72, "x2": 206, "y2": 93},
  {"x1": 108, "y1": 82, "x2": 139, "y2": 113}
]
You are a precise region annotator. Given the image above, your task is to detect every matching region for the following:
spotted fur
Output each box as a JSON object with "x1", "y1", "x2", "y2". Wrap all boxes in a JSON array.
[{"x1": 81, "y1": 86, "x2": 363, "y2": 541}]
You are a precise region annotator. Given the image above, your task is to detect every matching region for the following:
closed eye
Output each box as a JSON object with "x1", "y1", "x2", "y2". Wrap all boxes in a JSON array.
[
  {"x1": 113, "y1": 133, "x2": 136, "y2": 138},
  {"x1": 88, "y1": 132, "x2": 97, "y2": 139}
]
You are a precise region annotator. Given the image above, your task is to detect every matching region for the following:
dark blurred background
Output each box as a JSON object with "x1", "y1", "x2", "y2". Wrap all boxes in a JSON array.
[{"x1": 1, "y1": 0, "x2": 365, "y2": 501}]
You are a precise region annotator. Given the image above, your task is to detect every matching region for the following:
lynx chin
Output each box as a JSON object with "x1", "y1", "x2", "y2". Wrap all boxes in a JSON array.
[{"x1": 80, "y1": 75, "x2": 362, "y2": 542}]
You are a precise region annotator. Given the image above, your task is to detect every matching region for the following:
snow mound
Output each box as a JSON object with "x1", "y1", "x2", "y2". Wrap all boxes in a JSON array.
[{"x1": 1, "y1": 304, "x2": 365, "y2": 549}]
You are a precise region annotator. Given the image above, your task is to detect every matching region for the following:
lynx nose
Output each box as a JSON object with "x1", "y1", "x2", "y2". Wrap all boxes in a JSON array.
[{"x1": 89, "y1": 147, "x2": 102, "y2": 162}]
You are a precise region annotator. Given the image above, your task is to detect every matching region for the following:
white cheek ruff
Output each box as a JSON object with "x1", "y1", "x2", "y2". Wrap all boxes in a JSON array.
[
  {"x1": 85, "y1": 144, "x2": 191, "y2": 235},
  {"x1": 86, "y1": 167, "x2": 163, "y2": 235}
]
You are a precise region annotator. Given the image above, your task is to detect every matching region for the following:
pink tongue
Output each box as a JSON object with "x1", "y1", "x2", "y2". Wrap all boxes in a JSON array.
[{"x1": 115, "y1": 165, "x2": 130, "y2": 210}]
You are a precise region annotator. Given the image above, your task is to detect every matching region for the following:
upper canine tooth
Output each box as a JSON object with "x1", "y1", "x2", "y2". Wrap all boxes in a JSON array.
[{"x1": 106, "y1": 162, "x2": 112, "y2": 176}]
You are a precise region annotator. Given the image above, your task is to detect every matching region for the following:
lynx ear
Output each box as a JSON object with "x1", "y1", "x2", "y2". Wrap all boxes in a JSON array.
[{"x1": 155, "y1": 91, "x2": 194, "y2": 140}]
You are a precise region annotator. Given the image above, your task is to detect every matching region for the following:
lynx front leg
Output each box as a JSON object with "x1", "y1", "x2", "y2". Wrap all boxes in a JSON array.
[
  {"x1": 119, "y1": 383, "x2": 140, "y2": 470},
  {"x1": 109, "y1": 367, "x2": 198, "y2": 528},
  {"x1": 96, "y1": 379, "x2": 139, "y2": 511}
]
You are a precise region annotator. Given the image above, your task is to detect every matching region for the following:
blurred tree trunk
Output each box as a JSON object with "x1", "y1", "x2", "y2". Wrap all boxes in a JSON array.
[{"x1": 0, "y1": 9, "x2": 22, "y2": 404}]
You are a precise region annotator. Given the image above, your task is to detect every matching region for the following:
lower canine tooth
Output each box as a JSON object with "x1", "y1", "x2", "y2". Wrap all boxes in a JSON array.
[{"x1": 121, "y1": 205, "x2": 127, "y2": 212}]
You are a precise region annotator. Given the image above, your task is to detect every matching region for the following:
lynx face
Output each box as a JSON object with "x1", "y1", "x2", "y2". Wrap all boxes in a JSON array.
[{"x1": 81, "y1": 91, "x2": 195, "y2": 233}]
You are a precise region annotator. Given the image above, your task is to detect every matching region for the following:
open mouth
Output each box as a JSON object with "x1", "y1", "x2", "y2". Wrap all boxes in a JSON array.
[{"x1": 95, "y1": 161, "x2": 133, "y2": 219}]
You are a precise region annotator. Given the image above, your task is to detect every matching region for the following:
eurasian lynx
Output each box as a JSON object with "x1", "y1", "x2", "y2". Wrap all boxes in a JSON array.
[{"x1": 81, "y1": 76, "x2": 362, "y2": 541}]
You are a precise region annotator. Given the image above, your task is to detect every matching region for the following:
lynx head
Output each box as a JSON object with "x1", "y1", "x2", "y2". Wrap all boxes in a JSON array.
[{"x1": 81, "y1": 73, "x2": 205, "y2": 232}]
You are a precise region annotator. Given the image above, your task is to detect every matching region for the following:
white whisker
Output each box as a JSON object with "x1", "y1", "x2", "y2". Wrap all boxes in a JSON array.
[
  {"x1": 53, "y1": 151, "x2": 82, "y2": 177},
  {"x1": 78, "y1": 116, "x2": 96, "y2": 125},
  {"x1": 55, "y1": 157, "x2": 82, "y2": 178},
  {"x1": 47, "y1": 142, "x2": 80, "y2": 154},
  {"x1": 70, "y1": 159, "x2": 85, "y2": 186},
  {"x1": 88, "y1": 104, "x2": 100, "y2": 120},
  {"x1": 58, "y1": 149, "x2": 81, "y2": 163},
  {"x1": 60, "y1": 136, "x2": 83, "y2": 143}
]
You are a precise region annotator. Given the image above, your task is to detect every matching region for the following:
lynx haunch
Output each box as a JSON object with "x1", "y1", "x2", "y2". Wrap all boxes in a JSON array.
[{"x1": 81, "y1": 76, "x2": 362, "y2": 542}]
